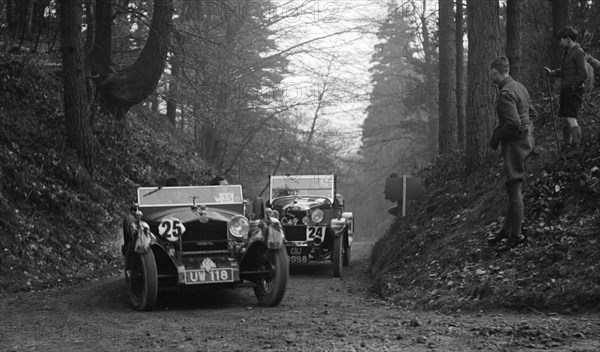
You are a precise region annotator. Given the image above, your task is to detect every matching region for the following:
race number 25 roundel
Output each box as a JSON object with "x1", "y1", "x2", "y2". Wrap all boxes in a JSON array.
[{"x1": 159, "y1": 217, "x2": 186, "y2": 242}]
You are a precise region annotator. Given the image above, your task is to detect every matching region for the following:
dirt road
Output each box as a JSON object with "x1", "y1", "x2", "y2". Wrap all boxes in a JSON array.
[{"x1": 1, "y1": 242, "x2": 599, "y2": 351}]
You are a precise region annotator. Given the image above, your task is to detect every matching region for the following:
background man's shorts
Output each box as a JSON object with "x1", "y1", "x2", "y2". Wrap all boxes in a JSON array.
[{"x1": 558, "y1": 87, "x2": 584, "y2": 118}]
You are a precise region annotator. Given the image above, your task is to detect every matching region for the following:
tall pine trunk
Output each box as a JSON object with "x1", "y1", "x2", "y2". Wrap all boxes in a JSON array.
[
  {"x1": 59, "y1": 0, "x2": 94, "y2": 167},
  {"x1": 438, "y1": 0, "x2": 457, "y2": 153},
  {"x1": 421, "y1": 1, "x2": 437, "y2": 157},
  {"x1": 550, "y1": 0, "x2": 571, "y2": 69},
  {"x1": 166, "y1": 53, "x2": 180, "y2": 126},
  {"x1": 506, "y1": 0, "x2": 521, "y2": 80},
  {"x1": 466, "y1": 0, "x2": 500, "y2": 170},
  {"x1": 456, "y1": 0, "x2": 466, "y2": 149},
  {"x1": 88, "y1": 0, "x2": 112, "y2": 79}
]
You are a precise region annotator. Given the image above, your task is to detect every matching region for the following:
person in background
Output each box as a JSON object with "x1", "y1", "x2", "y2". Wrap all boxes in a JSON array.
[
  {"x1": 165, "y1": 177, "x2": 180, "y2": 186},
  {"x1": 488, "y1": 56, "x2": 536, "y2": 251},
  {"x1": 544, "y1": 26, "x2": 588, "y2": 150},
  {"x1": 209, "y1": 175, "x2": 229, "y2": 185}
]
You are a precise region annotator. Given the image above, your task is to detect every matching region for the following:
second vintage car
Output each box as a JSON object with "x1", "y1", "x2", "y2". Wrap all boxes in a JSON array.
[
  {"x1": 121, "y1": 184, "x2": 289, "y2": 310},
  {"x1": 268, "y1": 175, "x2": 354, "y2": 278}
]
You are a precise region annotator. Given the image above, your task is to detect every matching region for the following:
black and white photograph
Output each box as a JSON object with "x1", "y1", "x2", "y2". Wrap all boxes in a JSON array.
[{"x1": 1, "y1": 0, "x2": 599, "y2": 351}]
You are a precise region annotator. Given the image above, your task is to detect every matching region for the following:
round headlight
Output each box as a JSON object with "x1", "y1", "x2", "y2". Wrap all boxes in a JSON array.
[
  {"x1": 302, "y1": 216, "x2": 310, "y2": 225},
  {"x1": 311, "y1": 209, "x2": 324, "y2": 223},
  {"x1": 228, "y1": 215, "x2": 249, "y2": 239}
]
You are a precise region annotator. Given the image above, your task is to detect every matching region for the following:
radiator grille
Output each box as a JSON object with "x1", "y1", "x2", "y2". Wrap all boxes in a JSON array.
[{"x1": 283, "y1": 225, "x2": 307, "y2": 242}]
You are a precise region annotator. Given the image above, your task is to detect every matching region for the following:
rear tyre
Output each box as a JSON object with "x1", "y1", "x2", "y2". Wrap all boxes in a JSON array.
[
  {"x1": 254, "y1": 248, "x2": 289, "y2": 306},
  {"x1": 333, "y1": 235, "x2": 343, "y2": 278},
  {"x1": 124, "y1": 248, "x2": 158, "y2": 311}
]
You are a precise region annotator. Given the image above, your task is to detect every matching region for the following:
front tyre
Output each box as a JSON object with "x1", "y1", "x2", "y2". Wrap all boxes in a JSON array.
[
  {"x1": 124, "y1": 248, "x2": 158, "y2": 311},
  {"x1": 254, "y1": 248, "x2": 289, "y2": 307},
  {"x1": 343, "y1": 243, "x2": 351, "y2": 267},
  {"x1": 333, "y1": 235, "x2": 343, "y2": 278}
]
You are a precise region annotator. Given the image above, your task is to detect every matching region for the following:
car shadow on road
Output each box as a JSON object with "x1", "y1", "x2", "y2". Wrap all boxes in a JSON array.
[
  {"x1": 154, "y1": 285, "x2": 257, "y2": 311},
  {"x1": 289, "y1": 262, "x2": 336, "y2": 278}
]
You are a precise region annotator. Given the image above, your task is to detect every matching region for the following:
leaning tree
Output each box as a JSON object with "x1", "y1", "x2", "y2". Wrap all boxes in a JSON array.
[{"x1": 58, "y1": 0, "x2": 173, "y2": 166}]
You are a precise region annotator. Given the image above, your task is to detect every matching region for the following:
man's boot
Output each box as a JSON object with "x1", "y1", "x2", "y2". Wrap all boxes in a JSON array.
[
  {"x1": 488, "y1": 209, "x2": 510, "y2": 245},
  {"x1": 498, "y1": 182, "x2": 527, "y2": 251}
]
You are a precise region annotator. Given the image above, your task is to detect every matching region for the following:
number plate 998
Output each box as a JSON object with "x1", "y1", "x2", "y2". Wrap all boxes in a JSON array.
[
  {"x1": 288, "y1": 246, "x2": 309, "y2": 264},
  {"x1": 289, "y1": 255, "x2": 308, "y2": 263}
]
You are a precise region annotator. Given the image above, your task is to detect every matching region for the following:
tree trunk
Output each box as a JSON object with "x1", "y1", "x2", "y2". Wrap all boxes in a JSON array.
[
  {"x1": 7, "y1": 0, "x2": 18, "y2": 32},
  {"x1": 96, "y1": 0, "x2": 173, "y2": 119},
  {"x1": 31, "y1": 0, "x2": 49, "y2": 35},
  {"x1": 456, "y1": 0, "x2": 466, "y2": 149},
  {"x1": 466, "y1": 0, "x2": 500, "y2": 170},
  {"x1": 88, "y1": 0, "x2": 112, "y2": 81},
  {"x1": 421, "y1": 1, "x2": 437, "y2": 157},
  {"x1": 438, "y1": 0, "x2": 457, "y2": 153},
  {"x1": 59, "y1": 0, "x2": 95, "y2": 167},
  {"x1": 551, "y1": 0, "x2": 571, "y2": 69},
  {"x1": 166, "y1": 53, "x2": 179, "y2": 126},
  {"x1": 16, "y1": 0, "x2": 33, "y2": 43},
  {"x1": 84, "y1": 0, "x2": 95, "y2": 56},
  {"x1": 506, "y1": 0, "x2": 521, "y2": 80}
]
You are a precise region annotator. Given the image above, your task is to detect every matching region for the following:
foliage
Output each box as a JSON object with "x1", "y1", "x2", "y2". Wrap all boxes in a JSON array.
[
  {"x1": 369, "y1": 93, "x2": 600, "y2": 311},
  {"x1": 0, "y1": 52, "x2": 212, "y2": 292}
]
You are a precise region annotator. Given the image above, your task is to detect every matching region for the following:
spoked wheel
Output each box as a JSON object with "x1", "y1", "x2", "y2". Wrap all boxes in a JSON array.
[
  {"x1": 253, "y1": 248, "x2": 289, "y2": 307},
  {"x1": 333, "y1": 235, "x2": 343, "y2": 278},
  {"x1": 124, "y1": 248, "x2": 158, "y2": 311}
]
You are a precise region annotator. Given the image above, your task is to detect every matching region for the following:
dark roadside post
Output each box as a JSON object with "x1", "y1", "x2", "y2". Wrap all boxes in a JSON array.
[{"x1": 384, "y1": 172, "x2": 424, "y2": 217}]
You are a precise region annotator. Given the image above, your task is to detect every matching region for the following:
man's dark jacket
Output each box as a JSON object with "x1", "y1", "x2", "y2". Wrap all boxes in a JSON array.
[
  {"x1": 550, "y1": 43, "x2": 587, "y2": 90},
  {"x1": 490, "y1": 76, "x2": 536, "y2": 183},
  {"x1": 491, "y1": 76, "x2": 536, "y2": 142}
]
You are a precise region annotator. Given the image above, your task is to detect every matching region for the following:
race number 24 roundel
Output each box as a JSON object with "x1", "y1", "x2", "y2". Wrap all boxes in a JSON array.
[{"x1": 159, "y1": 217, "x2": 186, "y2": 242}]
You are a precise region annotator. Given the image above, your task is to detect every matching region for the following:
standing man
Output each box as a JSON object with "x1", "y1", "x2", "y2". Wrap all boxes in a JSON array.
[
  {"x1": 488, "y1": 56, "x2": 536, "y2": 251},
  {"x1": 544, "y1": 26, "x2": 588, "y2": 150}
]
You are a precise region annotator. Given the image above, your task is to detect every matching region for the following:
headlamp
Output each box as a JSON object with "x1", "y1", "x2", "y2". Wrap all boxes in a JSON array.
[
  {"x1": 311, "y1": 209, "x2": 324, "y2": 223},
  {"x1": 228, "y1": 215, "x2": 249, "y2": 239}
]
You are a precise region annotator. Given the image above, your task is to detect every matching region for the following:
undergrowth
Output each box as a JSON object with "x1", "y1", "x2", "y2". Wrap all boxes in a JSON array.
[
  {"x1": 0, "y1": 52, "x2": 214, "y2": 293},
  {"x1": 370, "y1": 90, "x2": 600, "y2": 313}
]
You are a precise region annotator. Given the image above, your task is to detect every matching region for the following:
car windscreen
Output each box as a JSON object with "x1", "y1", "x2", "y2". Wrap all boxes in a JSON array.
[
  {"x1": 270, "y1": 175, "x2": 334, "y2": 200},
  {"x1": 137, "y1": 185, "x2": 244, "y2": 206}
]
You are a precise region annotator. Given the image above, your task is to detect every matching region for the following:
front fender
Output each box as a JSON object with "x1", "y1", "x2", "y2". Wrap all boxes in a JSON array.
[
  {"x1": 240, "y1": 219, "x2": 286, "y2": 268},
  {"x1": 266, "y1": 219, "x2": 285, "y2": 249},
  {"x1": 342, "y1": 212, "x2": 354, "y2": 238},
  {"x1": 330, "y1": 218, "x2": 347, "y2": 238},
  {"x1": 128, "y1": 219, "x2": 159, "y2": 254}
]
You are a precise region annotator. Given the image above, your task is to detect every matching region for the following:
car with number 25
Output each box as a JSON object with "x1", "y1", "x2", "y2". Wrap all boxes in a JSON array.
[
  {"x1": 268, "y1": 175, "x2": 354, "y2": 278},
  {"x1": 121, "y1": 184, "x2": 289, "y2": 310}
]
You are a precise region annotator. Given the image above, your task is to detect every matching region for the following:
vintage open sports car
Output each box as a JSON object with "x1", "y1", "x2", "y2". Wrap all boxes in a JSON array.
[
  {"x1": 121, "y1": 184, "x2": 289, "y2": 311},
  {"x1": 268, "y1": 175, "x2": 353, "y2": 278}
]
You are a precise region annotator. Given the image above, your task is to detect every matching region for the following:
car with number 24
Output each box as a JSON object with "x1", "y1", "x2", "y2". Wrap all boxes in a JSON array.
[
  {"x1": 121, "y1": 184, "x2": 289, "y2": 310},
  {"x1": 267, "y1": 174, "x2": 354, "y2": 278}
]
